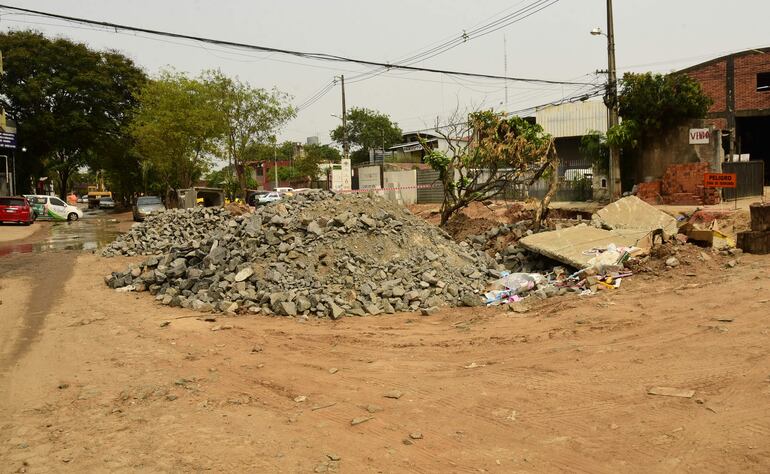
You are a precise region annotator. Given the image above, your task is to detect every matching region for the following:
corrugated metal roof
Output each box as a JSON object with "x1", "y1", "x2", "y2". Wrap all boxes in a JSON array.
[{"x1": 535, "y1": 101, "x2": 608, "y2": 138}]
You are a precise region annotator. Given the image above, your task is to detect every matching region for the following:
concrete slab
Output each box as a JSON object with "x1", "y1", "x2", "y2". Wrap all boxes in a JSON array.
[
  {"x1": 519, "y1": 224, "x2": 651, "y2": 269},
  {"x1": 595, "y1": 196, "x2": 679, "y2": 238}
]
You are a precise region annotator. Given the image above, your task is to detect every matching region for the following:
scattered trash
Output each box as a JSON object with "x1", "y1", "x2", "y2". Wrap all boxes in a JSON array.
[
  {"x1": 350, "y1": 416, "x2": 373, "y2": 426},
  {"x1": 647, "y1": 387, "x2": 695, "y2": 398},
  {"x1": 463, "y1": 362, "x2": 485, "y2": 369}
]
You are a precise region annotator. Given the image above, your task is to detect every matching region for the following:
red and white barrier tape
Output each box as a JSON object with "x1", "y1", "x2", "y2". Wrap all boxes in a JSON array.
[{"x1": 334, "y1": 184, "x2": 440, "y2": 193}]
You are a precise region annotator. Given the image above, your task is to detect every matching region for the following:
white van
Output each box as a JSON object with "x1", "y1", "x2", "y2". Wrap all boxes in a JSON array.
[{"x1": 24, "y1": 194, "x2": 84, "y2": 221}]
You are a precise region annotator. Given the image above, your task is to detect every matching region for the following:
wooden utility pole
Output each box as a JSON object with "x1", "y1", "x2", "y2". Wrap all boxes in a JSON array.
[{"x1": 606, "y1": 0, "x2": 621, "y2": 200}]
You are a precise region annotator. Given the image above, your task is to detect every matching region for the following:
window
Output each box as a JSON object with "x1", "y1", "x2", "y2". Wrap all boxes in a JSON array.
[
  {"x1": 600, "y1": 178, "x2": 608, "y2": 189},
  {"x1": 49, "y1": 198, "x2": 65, "y2": 206},
  {"x1": 0, "y1": 198, "x2": 25, "y2": 206},
  {"x1": 758, "y1": 72, "x2": 770, "y2": 92},
  {"x1": 137, "y1": 196, "x2": 162, "y2": 205}
]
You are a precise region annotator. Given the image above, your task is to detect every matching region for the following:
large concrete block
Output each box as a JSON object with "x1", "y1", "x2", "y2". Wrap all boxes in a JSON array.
[
  {"x1": 595, "y1": 195, "x2": 679, "y2": 239},
  {"x1": 519, "y1": 225, "x2": 652, "y2": 269}
]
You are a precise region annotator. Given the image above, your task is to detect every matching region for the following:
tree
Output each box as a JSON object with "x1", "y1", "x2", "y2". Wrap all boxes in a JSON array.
[
  {"x1": 330, "y1": 108, "x2": 402, "y2": 164},
  {"x1": 423, "y1": 110, "x2": 557, "y2": 226},
  {"x1": 295, "y1": 144, "x2": 340, "y2": 181},
  {"x1": 580, "y1": 131, "x2": 609, "y2": 174},
  {"x1": 608, "y1": 72, "x2": 712, "y2": 149},
  {"x1": 206, "y1": 70, "x2": 295, "y2": 198},
  {"x1": 129, "y1": 71, "x2": 223, "y2": 202},
  {"x1": 0, "y1": 30, "x2": 146, "y2": 197}
]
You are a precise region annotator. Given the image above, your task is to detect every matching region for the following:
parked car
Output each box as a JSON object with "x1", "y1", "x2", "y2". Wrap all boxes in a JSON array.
[
  {"x1": 23, "y1": 194, "x2": 83, "y2": 221},
  {"x1": 99, "y1": 197, "x2": 115, "y2": 209},
  {"x1": 77, "y1": 194, "x2": 88, "y2": 203},
  {"x1": 246, "y1": 191, "x2": 269, "y2": 207},
  {"x1": 0, "y1": 196, "x2": 35, "y2": 225},
  {"x1": 132, "y1": 196, "x2": 166, "y2": 221},
  {"x1": 275, "y1": 187, "x2": 294, "y2": 194},
  {"x1": 256, "y1": 192, "x2": 282, "y2": 205}
]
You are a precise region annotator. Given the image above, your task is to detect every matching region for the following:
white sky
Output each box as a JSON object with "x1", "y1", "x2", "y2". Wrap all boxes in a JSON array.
[{"x1": 2, "y1": 0, "x2": 769, "y2": 144}]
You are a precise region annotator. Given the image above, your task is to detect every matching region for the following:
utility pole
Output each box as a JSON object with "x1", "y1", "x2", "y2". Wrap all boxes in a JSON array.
[
  {"x1": 273, "y1": 139, "x2": 279, "y2": 190},
  {"x1": 340, "y1": 74, "x2": 349, "y2": 160},
  {"x1": 606, "y1": 0, "x2": 621, "y2": 200}
]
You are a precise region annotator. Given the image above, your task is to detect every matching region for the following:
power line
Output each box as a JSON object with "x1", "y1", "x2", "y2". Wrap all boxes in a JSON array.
[
  {"x1": 0, "y1": 3, "x2": 590, "y2": 87},
  {"x1": 343, "y1": 0, "x2": 561, "y2": 86}
]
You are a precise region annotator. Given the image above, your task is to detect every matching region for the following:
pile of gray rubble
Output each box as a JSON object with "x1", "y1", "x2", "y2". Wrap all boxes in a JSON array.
[{"x1": 103, "y1": 192, "x2": 498, "y2": 318}]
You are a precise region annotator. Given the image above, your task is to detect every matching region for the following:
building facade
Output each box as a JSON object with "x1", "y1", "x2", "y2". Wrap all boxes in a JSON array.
[{"x1": 680, "y1": 47, "x2": 770, "y2": 182}]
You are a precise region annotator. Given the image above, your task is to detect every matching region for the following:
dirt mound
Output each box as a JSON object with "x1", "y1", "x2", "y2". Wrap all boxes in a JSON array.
[
  {"x1": 104, "y1": 192, "x2": 496, "y2": 318},
  {"x1": 444, "y1": 213, "x2": 499, "y2": 241}
]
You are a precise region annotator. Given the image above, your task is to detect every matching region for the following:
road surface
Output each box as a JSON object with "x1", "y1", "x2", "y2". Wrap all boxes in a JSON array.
[{"x1": 1, "y1": 221, "x2": 769, "y2": 472}]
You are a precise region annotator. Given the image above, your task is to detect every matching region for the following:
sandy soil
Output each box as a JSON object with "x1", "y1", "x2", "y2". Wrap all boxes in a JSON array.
[
  {"x1": 1, "y1": 243, "x2": 770, "y2": 472},
  {"x1": 0, "y1": 223, "x2": 47, "y2": 244}
]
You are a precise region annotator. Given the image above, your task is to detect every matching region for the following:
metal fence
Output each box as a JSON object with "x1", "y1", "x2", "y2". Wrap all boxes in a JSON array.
[
  {"x1": 415, "y1": 169, "x2": 593, "y2": 204},
  {"x1": 722, "y1": 161, "x2": 765, "y2": 200},
  {"x1": 416, "y1": 169, "x2": 443, "y2": 203}
]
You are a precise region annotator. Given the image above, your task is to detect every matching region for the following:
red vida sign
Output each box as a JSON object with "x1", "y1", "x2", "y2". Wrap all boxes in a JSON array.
[{"x1": 689, "y1": 128, "x2": 711, "y2": 145}]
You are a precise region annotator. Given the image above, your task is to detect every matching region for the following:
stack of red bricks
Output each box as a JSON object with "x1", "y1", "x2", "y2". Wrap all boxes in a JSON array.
[
  {"x1": 636, "y1": 181, "x2": 662, "y2": 203},
  {"x1": 636, "y1": 162, "x2": 721, "y2": 205}
]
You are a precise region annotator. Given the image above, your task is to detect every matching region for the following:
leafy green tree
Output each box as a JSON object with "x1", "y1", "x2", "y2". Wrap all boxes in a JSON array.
[
  {"x1": 295, "y1": 144, "x2": 340, "y2": 181},
  {"x1": 609, "y1": 72, "x2": 711, "y2": 149},
  {"x1": 0, "y1": 30, "x2": 146, "y2": 198},
  {"x1": 205, "y1": 70, "x2": 295, "y2": 199},
  {"x1": 330, "y1": 108, "x2": 403, "y2": 164},
  {"x1": 424, "y1": 111, "x2": 556, "y2": 226},
  {"x1": 242, "y1": 141, "x2": 295, "y2": 164},
  {"x1": 580, "y1": 131, "x2": 609, "y2": 173},
  {"x1": 129, "y1": 70, "x2": 224, "y2": 202}
]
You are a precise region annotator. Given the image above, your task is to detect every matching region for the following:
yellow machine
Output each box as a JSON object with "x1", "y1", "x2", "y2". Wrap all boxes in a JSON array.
[{"x1": 86, "y1": 173, "x2": 112, "y2": 209}]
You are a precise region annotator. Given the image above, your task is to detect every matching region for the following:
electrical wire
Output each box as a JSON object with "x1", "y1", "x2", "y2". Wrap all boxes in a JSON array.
[
  {"x1": 0, "y1": 3, "x2": 588, "y2": 86},
  {"x1": 343, "y1": 0, "x2": 562, "y2": 86}
]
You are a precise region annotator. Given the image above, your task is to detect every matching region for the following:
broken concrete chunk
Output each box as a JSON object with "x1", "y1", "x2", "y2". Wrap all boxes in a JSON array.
[{"x1": 595, "y1": 195, "x2": 679, "y2": 239}]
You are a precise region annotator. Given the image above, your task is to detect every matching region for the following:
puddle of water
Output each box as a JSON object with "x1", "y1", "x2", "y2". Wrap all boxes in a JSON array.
[{"x1": 0, "y1": 215, "x2": 122, "y2": 257}]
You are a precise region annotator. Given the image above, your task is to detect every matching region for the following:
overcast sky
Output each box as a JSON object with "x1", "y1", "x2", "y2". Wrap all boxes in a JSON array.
[{"x1": 2, "y1": 0, "x2": 770, "y2": 145}]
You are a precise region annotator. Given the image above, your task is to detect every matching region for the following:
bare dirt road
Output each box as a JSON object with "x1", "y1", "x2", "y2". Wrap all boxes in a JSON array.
[{"x1": 1, "y1": 233, "x2": 770, "y2": 472}]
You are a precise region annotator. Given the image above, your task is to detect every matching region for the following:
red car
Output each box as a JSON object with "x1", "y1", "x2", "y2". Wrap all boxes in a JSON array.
[{"x1": 0, "y1": 196, "x2": 35, "y2": 225}]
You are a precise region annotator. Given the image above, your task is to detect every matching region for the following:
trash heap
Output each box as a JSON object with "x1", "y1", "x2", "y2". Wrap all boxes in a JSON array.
[
  {"x1": 484, "y1": 243, "x2": 640, "y2": 306},
  {"x1": 104, "y1": 192, "x2": 498, "y2": 318}
]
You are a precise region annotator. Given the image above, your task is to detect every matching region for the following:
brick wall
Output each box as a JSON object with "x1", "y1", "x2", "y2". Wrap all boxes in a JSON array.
[
  {"x1": 686, "y1": 60, "x2": 727, "y2": 113},
  {"x1": 734, "y1": 54, "x2": 770, "y2": 111},
  {"x1": 637, "y1": 163, "x2": 721, "y2": 205},
  {"x1": 684, "y1": 51, "x2": 770, "y2": 119}
]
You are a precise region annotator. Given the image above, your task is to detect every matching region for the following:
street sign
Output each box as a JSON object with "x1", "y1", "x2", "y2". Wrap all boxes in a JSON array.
[
  {"x1": 0, "y1": 131, "x2": 16, "y2": 149},
  {"x1": 704, "y1": 172, "x2": 737, "y2": 188}
]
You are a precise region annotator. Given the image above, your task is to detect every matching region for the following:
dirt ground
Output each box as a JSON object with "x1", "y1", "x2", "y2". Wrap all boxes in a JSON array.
[{"x1": 1, "y1": 223, "x2": 770, "y2": 473}]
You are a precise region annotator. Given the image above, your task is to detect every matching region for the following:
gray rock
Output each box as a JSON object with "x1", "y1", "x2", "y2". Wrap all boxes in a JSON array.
[
  {"x1": 460, "y1": 293, "x2": 481, "y2": 307},
  {"x1": 276, "y1": 301, "x2": 297, "y2": 316},
  {"x1": 329, "y1": 303, "x2": 345, "y2": 320},
  {"x1": 234, "y1": 266, "x2": 254, "y2": 282}
]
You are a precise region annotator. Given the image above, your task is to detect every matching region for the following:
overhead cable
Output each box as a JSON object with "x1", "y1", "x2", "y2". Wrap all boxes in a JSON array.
[{"x1": 0, "y1": 3, "x2": 590, "y2": 86}]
